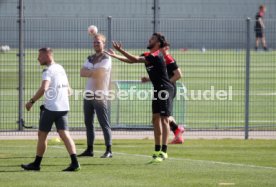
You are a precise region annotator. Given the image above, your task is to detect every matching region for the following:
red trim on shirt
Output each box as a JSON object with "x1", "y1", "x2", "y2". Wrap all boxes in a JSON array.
[
  {"x1": 164, "y1": 54, "x2": 174, "y2": 64},
  {"x1": 143, "y1": 50, "x2": 160, "y2": 57},
  {"x1": 151, "y1": 50, "x2": 160, "y2": 57},
  {"x1": 143, "y1": 52, "x2": 150, "y2": 57}
]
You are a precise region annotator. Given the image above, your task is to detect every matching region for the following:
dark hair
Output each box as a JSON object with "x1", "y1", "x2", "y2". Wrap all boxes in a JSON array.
[
  {"x1": 259, "y1": 5, "x2": 265, "y2": 11},
  {"x1": 39, "y1": 47, "x2": 53, "y2": 53},
  {"x1": 153, "y1": 32, "x2": 170, "y2": 48}
]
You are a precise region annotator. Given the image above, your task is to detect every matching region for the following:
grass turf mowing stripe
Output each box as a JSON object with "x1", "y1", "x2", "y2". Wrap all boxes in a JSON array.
[{"x1": 2, "y1": 143, "x2": 275, "y2": 170}]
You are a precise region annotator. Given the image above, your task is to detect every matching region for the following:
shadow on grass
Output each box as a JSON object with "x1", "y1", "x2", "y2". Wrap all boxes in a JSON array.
[
  {"x1": 0, "y1": 156, "x2": 68, "y2": 159},
  {"x1": 0, "y1": 170, "x2": 63, "y2": 173},
  {"x1": 0, "y1": 165, "x2": 72, "y2": 172},
  {"x1": 0, "y1": 156, "x2": 34, "y2": 159},
  {"x1": 0, "y1": 170, "x2": 27, "y2": 172},
  {"x1": 0, "y1": 164, "x2": 23, "y2": 168}
]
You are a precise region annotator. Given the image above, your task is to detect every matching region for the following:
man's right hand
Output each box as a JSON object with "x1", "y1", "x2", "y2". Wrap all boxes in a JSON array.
[
  {"x1": 141, "y1": 76, "x2": 150, "y2": 83},
  {"x1": 112, "y1": 41, "x2": 123, "y2": 51},
  {"x1": 160, "y1": 46, "x2": 170, "y2": 56}
]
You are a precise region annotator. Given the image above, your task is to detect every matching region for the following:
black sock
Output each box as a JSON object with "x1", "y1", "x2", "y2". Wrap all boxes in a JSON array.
[
  {"x1": 161, "y1": 145, "x2": 167, "y2": 153},
  {"x1": 70, "y1": 154, "x2": 78, "y2": 166},
  {"x1": 155, "y1": 145, "x2": 161, "y2": 152},
  {"x1": 106, "y1": 145, "x2": 112, "y2": 153},
  {"x1": 169, "y1": 121, "x2": 178, "y2": 132},
  {"x1": 87, "y1": 145, "x2": 93, "y2": 152},
  {"x1": 33, "y1": 155, "x2": 42, "y2": 166}
]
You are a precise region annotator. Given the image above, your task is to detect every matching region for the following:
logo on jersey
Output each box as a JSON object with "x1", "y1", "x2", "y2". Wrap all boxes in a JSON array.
[{"x1": 146, "y1": 65, "x2": 154, "y2": 71}]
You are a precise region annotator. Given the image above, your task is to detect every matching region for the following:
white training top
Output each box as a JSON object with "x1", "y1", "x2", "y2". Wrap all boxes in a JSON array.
[
  {"x1": 42, "y1": 63, "x2": 70, "y2": 111},
  {"x1": 83, "y1": 53, "x2": 112, "y2": 95}
]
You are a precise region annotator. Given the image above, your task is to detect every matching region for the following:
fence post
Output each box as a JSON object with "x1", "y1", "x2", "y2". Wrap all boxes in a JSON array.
[
  {"x1": 17, "y1": 0, "x2": 25, "y2": 131},
  {"x1": 107, "y1": 16, "x2": 112, "y2": 49},
  {"x1": 107, "y1": 16, "x2": 112, "y2": 124},
  {"x1": 245, "y1": 17, "x2": 251, "y2": 139},
  {"x1": 153, "y1": 0, "x2": 160, "y2": 33}
]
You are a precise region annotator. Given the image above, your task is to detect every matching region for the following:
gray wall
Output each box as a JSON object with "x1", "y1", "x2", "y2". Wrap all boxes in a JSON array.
[
  {"x1": 159, "y1": 0, "x2": 276, "y2": 19},
  {"x1": 0, "y1": 0, "x2": 276, "y2": 49},
  {"x1": 1, "y1": 0, "x2": 276, "y2": 18}
]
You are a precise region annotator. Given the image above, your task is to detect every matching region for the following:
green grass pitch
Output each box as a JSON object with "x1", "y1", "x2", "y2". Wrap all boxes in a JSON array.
[{"x1": 0, "y1": 139, "x2": 276, "y2": 187}]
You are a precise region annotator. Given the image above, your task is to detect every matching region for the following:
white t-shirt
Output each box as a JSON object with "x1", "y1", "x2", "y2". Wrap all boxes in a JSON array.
[
  {"x1": 83, "y1": 53, "x2": 112, "y2": 95},
  {"x1": 42, "y1": 63, "x2": 70, "y2": 111}
]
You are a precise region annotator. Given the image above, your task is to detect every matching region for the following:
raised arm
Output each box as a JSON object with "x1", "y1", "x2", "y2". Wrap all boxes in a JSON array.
[
  {"x1": 104, "y1": 49, "x2": 135, "y2": 64},
  {"x1": 112, "y1": 41, "x2": 146, "y2": 63},
  {"x1": 160, "y1": 46, "x2": 170, "y2": 56}
]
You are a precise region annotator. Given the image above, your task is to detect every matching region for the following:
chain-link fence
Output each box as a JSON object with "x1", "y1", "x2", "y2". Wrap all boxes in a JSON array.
[{"x1": 0, "y1": 1, "x2": 275, "y2": 138}]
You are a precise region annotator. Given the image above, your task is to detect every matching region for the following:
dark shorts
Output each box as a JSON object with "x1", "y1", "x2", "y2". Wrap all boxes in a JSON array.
[
  {"x1": 39, "y1": 105, "x2": 69, "y2": 132},
  {"x1": 255, "y1": 28, "x2": 263, "y2": 38},
  {"x1": 152, "y1": 88, "x2": 174, "y2": 117}
]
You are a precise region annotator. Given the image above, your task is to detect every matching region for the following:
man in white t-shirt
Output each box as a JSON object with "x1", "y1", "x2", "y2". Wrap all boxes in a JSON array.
[
  {"x1": 78, "y1": 34, "x2": 112, "y2": 158},
  {"x1": 21, "y1": 48, "x2": 80, "y2": 172}
]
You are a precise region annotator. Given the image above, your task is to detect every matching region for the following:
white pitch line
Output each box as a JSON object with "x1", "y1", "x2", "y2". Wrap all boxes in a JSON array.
[
  {"x1": 218, "y1": 183, "x2": 235, "y2": 186},
  {"x1": 49, "y1": 145, "x2": 276, "y2": 171}
]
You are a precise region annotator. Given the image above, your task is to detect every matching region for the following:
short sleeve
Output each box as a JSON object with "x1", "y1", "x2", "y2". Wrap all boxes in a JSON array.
[
  {"x1": 144, "y1": 54, "x2": 154, "y2": 63},
  {"x1": 42, "y1": 69, "x2": 51, "y2": 81},
  {"x1": 164, "y1": 54, "x2": 175, "y2": 64},
  {"x1": 167, "y1": 62, "x2": 179, "y2": 72},
  {"x1": 164, "y1": 54, "x2": 178, "y2": 71},
  {"x1": 141, "y1": 52, "x2": 150, "y2": 57},
  {"x1": 97, "y1": 57, "x2": 111, "y2": 70}
]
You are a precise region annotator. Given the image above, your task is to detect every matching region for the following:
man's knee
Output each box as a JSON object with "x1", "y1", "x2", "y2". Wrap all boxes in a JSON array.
[
  {"x1": 58, "y1": 130, "x2": 70, "y2": 141},
  {"x1": 38, "y1": 130, "x2": 48, "y2": 139},
  {"x1": 160, "y1": 116, "x2": 170, "y2": 124},
  {"x1": 152, "y1": 114, "x2": 160, "y2": 125}
]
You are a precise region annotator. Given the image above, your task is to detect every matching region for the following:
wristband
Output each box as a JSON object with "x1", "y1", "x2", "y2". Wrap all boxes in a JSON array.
[{"x1": 29, "y1": 99, "x2": 35, "y2": 104}]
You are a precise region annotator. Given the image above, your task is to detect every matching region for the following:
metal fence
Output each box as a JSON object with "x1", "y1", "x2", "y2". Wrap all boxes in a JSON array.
[{"x1": 0, "y1": 4, "x2": 275, "y2": 138}]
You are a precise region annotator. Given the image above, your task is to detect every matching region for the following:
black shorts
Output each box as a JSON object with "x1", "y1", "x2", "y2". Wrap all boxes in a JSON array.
[
  {"x1": 152, "y1": 88, "x2": 174, "y2": 117},
  {"x1": 39, "y1": 105, "x2": 69, "y2": 132},
  {"x1": 255, "y1": 28, "x2": 263, "y2": 38}
]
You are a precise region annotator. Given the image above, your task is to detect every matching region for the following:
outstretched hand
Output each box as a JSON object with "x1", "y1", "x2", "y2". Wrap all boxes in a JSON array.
[{"x1": 112, "y1": 41, "x2": 123, "y2": 51}]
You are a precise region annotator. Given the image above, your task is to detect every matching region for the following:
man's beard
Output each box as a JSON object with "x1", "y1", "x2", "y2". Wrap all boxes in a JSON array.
[
  {"x1": 94, "y1": 48, "x2": 103, "y2": 53},
  {"x1": 40, "y1": 61, "x2": 48, "y2": 66},
  {"x1": 147, "y1": 44, "x2": 154, "y2": 50}
]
